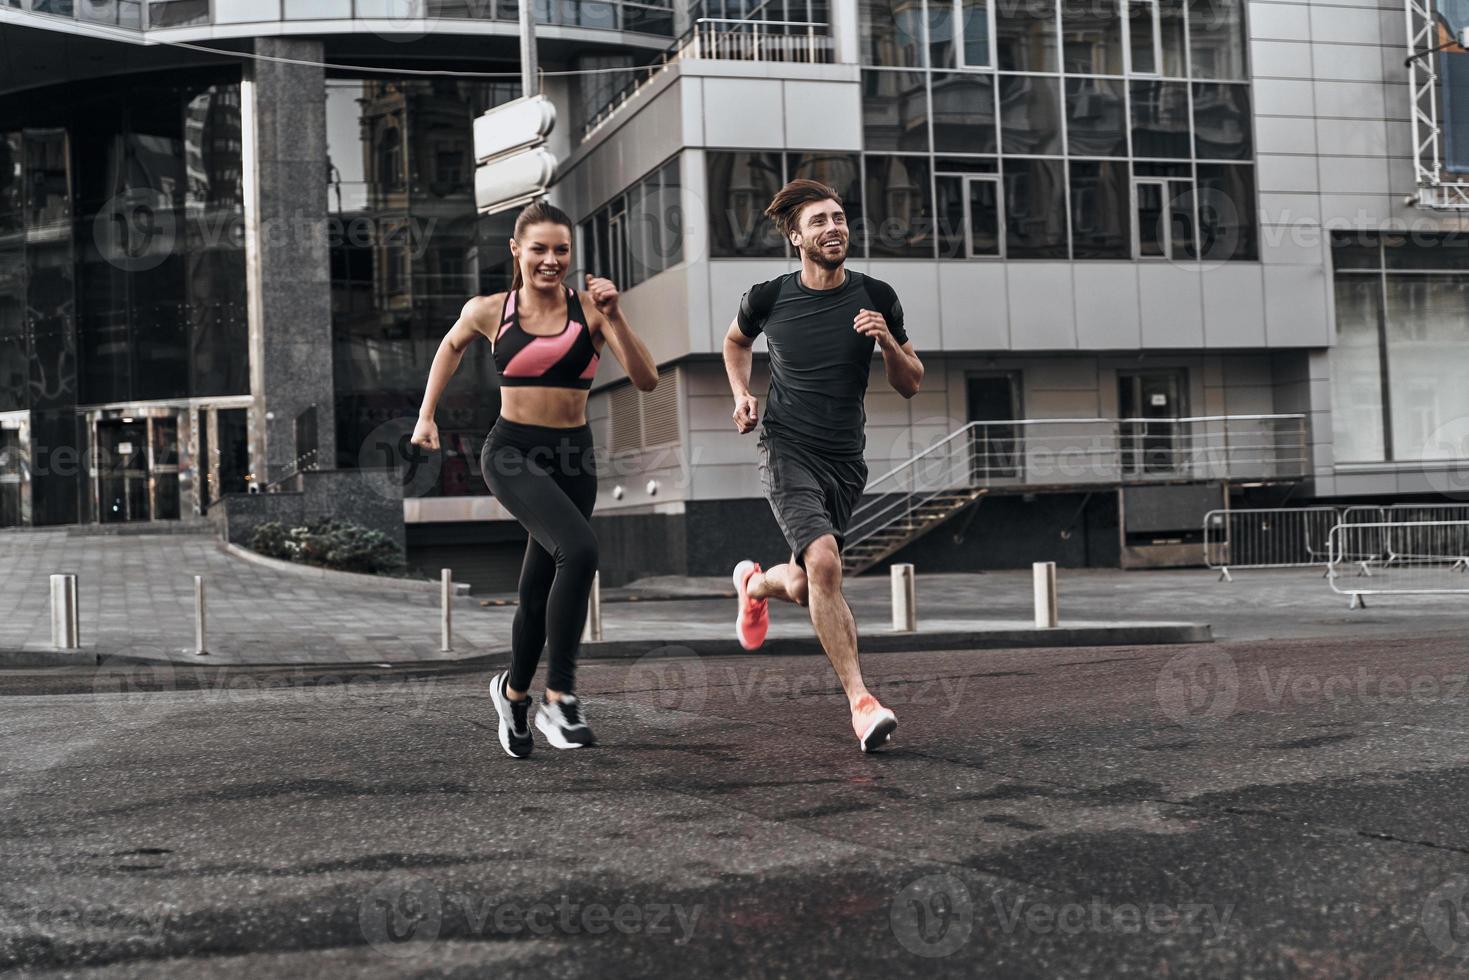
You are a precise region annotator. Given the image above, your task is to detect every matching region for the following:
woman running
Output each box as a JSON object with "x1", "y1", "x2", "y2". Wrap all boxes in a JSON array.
[{"x1": 411, "y1": 200, "x2": 657, "y2": 758}]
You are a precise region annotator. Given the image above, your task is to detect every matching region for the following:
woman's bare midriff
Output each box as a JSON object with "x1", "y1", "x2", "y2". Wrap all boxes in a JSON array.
[{"x1": 499, "y1": 387, "x2": 590, "y2": 428}]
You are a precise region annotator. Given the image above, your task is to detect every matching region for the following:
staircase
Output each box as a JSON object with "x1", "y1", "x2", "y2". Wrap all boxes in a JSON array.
[
  {"x1": 842, "y1": 488, "x2": 986, "y2": 576},
  {"x1": 842, "y1": 425, "x2": 990, "y2": 576}
]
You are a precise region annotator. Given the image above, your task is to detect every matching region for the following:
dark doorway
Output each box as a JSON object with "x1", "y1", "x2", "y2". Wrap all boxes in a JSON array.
[
  {"x1": 1119, "y1": 369, "x2": 1187, "y2": 476},
  {"x1": 97, "y1": 419, "x2": 150, "y2": 522},
  {"x1": 216, "y1": 408, "x2": 250, "y2": 495},
  {"x1": 966, "y1": 373, "x2": 1022, "y2": 481}
]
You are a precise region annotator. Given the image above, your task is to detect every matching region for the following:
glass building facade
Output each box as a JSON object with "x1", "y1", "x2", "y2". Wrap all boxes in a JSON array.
[
  {"x1": 326, "y1": 76, "x2": 520, "y2": 498},
  {"x1": 0, "y1": 69, "x2": 249, "y2": 526},
  {"x1": 698, "y1": 0, "x2": 1257, "y2": 261}
]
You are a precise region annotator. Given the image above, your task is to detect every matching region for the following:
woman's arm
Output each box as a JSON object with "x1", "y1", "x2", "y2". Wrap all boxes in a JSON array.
[
  {"x1": 411, "y1": 295, "x2": 497, "y2": 449},
  {"x1": 583, "y1": 275, "x2": 657, "y2": 392}
]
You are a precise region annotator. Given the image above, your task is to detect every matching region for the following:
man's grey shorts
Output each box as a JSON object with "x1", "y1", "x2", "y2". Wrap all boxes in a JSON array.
[{"x1": 758, "y1": 435, "x2": 868, "y2": 566}]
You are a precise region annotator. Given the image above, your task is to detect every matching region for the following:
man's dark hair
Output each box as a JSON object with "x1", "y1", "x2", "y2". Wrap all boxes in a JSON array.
[{"x1": 764, "y1": 179, "x2": 843, "y2": 238}]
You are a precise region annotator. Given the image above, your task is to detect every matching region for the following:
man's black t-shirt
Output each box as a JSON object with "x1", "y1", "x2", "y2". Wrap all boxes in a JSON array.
[{"x1": 737, "y1": 270, "x2": 907, "y2": 459}]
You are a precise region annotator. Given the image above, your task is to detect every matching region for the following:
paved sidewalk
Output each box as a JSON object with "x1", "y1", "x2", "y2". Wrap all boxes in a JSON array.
[
  {"x1": 0, "y1": 531, "x2": 484, "y2": 665},
  {"x1": 4, "y1": 529, "x2": 1466, "y2": 665}
]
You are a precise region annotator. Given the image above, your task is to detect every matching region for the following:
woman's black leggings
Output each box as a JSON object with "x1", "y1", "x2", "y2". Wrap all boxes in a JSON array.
[{"x1": 481, "y1": 419, "x2": 599, "y2": 695}]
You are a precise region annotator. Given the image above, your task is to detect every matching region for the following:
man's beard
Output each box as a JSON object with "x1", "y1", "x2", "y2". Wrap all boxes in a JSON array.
[{"x1": 803, "y1": 235, "x2": 847, "y2": 270}]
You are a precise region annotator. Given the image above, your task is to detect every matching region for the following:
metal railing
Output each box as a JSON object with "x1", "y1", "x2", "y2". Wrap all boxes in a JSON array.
[
  {"x1": 846, "y1": 414, "x2": 1309, "y2": 553},
  {"x1": 1328, "y1": 520, "x2": 1469, "y2": 607},
  {"x1": 580, "y1": 15, "x2": 831, "y2": 139},
  {"x1": 1202, "y1": 507, "x2": 1340, "y2": 580}
]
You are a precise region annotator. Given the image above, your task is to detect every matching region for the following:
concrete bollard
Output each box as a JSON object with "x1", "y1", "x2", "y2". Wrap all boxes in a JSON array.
[
  {"x1": 1033, "y1": 561, "x2": 1058, "y2": 629},
  {"x1": 50, "y1": 573, "x2": 78, "y2": 650},
  {"x1": 440, "y1": 568, "x2": 453, "y2": 653},
  {"x1": 194, "y1": 576, "x2": 209, "y2": 656},
  {"x1": 582, "y1": 571, "x2": 603, "y2": 643},
  {"x1": 891, "y1": 563, "x2": 917, "y2": 632}
]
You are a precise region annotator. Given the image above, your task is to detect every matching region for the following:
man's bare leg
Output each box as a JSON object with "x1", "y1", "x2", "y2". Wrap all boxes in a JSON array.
[
  {"x1": 751, "y1": 537, "x2": 870, "y2": 706},
  {"x1": 748, "y1": 553, "x2": 806, "y2": 605}
]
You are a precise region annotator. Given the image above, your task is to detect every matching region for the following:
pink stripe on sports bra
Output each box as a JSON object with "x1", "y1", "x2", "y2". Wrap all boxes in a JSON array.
[{"x1": 502, "y1": 320, "x2": 588, "y2": 378}]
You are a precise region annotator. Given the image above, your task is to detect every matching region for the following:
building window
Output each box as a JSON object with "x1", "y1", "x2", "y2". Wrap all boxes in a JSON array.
[
  {"x1": 1062, "y1": 0, "x2": 1123, "y2": 76},
  {"x1": 931, "y1": 72, "x2": 997, "y2": 153},
  {"x1": 865, "y1": 154, "x2": 934, "y2": 258},
  {"x1": 1134, "y1": 162, "x2": 1195, "y2": 260},
  {"x1": 936, "y1": 167, "x2": 1001, "y2": 258},
  {"x1": 862, "y1": 70, "x2": 931, "y2": 152},
  {"x1": 999, "y1": 74, "x2": 1062, "y2": 156},
  {"x1": 1187, "y1": 0, "x2": 1249, "y2": 80},
  {"x1": 1068, "y1": 160, "x2": 1130, "y2": 259},
  {"x1": 1004, "y1": 157, "x2": 1067, "y2": 259},
  {"x1": 1329, "y1": 233, "x2": 1469, "y2": 464},
  {"x1": 583, "y1": 156, "x2": 684, "y2": 286},
  {"x1": 706, "y1": 151, "x2": 862, "y2": 259},
  {"x1": 1065, "y1": 77, "x2": 1127, "y2": 157}
]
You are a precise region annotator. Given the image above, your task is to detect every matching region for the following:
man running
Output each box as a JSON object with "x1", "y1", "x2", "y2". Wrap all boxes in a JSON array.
[{"x1": 722, "y1": 178, "x2": 924, "y2": 753}]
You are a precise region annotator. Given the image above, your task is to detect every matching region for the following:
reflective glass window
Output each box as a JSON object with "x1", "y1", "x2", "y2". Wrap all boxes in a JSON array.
[
  {"x1": 931, "y1": 72, "x2": 997, "y2": 154},
  {"x1": 1130, "y1": 79, "x2": 1191, "y2": 157},
  {"x1": 860, "y1": 0, "x2": 926, "y2": 66},
  {"x1": 1004, "y1": 157, "x2": 1068, "y2": 258},
  {"x1": 707, "y1": 151, "x2": 785, "y2": 257},
  {"x1": 999, "y1": 74, "x2": 1062, "y2": 155},
  {"x1": 996, "y1": 0, "x2": 1059, "y2": 71},
  {"x1": 1068, "y1": 159, "x2": 1130, "y2": 258},
  {"x1": 1196, "y1": 162, "x2": 1255, "y2": 260},
  {"x1": 1065, "y1": 77, "x2": 1127, "y2": 156},
  {"x1": 864, "y1": 154, "x2": 935, "y2": 258},
  {"x1": 1192, "y1": 82, "x2": 1251, "y2": 159},
  {"x1": 1062, "y1": 0, "x2": 1123, "y2": 75},
  {"x1": 863, "y1": 70, "x2": 931, "y2": 151},
  {"x1": 1187, "y1": 0, "x2": 1247, "y2": 79}
]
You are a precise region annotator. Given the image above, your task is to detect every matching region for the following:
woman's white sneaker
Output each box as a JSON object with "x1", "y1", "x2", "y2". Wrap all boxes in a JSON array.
[
  {"x1": 489, "y1": 671, "x2": 534, "y2": 759},
  {"x1": 535, "y1": 694, "x2": 597, "y2": 749}
]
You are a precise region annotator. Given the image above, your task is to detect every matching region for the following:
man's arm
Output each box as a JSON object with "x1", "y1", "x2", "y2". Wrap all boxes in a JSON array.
[
  {"x1": 852, "y1": 309, "x2": 923, "y2": 399},
  {"x1": 723, "y1": 319, "x2": 759, "y2": 433},
  {"x1": 881, "y1": 338, "x2": 924, "y2": 399}
]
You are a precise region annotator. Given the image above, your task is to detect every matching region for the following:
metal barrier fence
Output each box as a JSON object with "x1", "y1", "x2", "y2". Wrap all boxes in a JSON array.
[
  {"x1": 1203, "y1": 507, "x2": 1341, "y2": 580},
  {"x1": 1328, "y1": 521, "x2": 1469, "y2": 607}
]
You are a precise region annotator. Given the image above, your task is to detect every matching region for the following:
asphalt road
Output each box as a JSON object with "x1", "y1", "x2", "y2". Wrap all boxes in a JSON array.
[{"x1": 6, "y1": 634, "x2": 1469, "y2": 977}]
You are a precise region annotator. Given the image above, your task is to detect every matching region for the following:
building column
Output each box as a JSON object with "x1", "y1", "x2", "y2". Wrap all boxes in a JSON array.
[
  {"x1": 828, "y1": 0, "x2": 860, "y2": 64},
  {"x1": 242, "y1": 38, "x2": 337, "y2": 487}
]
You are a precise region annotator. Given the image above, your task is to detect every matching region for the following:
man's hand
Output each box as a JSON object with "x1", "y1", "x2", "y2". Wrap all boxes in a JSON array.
[
  {"x1": 853, "y1": 309, "x2": 894, "y2": 349},
  {"x1": 732, "y1": 393, "x2": 759, "y2": 434},
  {"x1": 410, "y1": 417, "x2": 440, "y2": 451},
  {"x1": 586, "y1": 274, "x2": 621, "y2": 318}
]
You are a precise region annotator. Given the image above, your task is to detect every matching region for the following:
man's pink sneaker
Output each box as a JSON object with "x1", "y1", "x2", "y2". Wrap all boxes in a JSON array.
[{"x1": 732, "y1": 559, "x2": 769, "y2": 650}]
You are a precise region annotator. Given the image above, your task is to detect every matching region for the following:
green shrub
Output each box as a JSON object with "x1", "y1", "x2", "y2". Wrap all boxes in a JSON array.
[
  {"x1": 249, "y1": 521, "x2": 292, "y2": 560},
  {"x1": 306, "y1": 519, "x2": 406, "y2": 575},
  {"x1": 252, "y1": 518, "x2": 407, "y2": 576}
]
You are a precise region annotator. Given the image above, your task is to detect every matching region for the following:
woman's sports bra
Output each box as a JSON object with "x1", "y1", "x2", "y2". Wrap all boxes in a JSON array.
[{"x1": 492, "y1": 286, "x2": 600, "y2": 390}]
